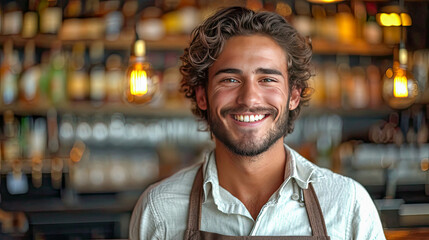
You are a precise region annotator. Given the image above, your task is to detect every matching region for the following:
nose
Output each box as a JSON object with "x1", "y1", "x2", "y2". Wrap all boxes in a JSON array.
[{"x1": 236, "y1": 79, "x2": 262, "y2": 107}]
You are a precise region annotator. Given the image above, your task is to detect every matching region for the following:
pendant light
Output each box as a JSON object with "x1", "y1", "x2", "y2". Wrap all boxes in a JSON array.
[
  {"x1": 123, "y1": 34, "x2": 159, "y2": 104},
  {"x1": 382, "y1": 0, "x2": 418, "y2": 109}
]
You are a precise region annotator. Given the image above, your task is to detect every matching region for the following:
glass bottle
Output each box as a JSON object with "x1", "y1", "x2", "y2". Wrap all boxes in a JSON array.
[
  {"x1": 64, "y1": 0, "x2": 82, "y2": 18},
  {"x1": 22, "y1": 0, "x2": 38, "y2": 38},
  {"x1": 49, "y1": 42, "x2": 67, "y2": 106},
  {"x1": 104, "y1": 3, "x2": 124, "y2": 41},
  {"x1": 19, "y1": 40, "x2": 41, "y2": 104},
  {"x1": 105, "y1": 54, "x2": 124, "y2": 102},
  {"x1": 1, "y1": 40, "x2": 21, "y2": 105},
  {"x1": 67, "y1": 42, "x2": 89, "y2": 101},
  {"x1": 39, "y1": 0, "x2": 62, "y2": 34},
  {"x1": 2, "y1": 110, "x2": 20, "y2": 165},
  {"x1": 2, "y1": 2, "x2": 23, "y2": 35},
  {"x1": 89, "y1": 41, "x2": 106, "y2": 105}
]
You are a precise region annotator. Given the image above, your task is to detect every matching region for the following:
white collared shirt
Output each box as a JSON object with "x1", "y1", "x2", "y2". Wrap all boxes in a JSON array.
[{"x1": 129, "y1": 145, "x2": 386, "y2": 240}]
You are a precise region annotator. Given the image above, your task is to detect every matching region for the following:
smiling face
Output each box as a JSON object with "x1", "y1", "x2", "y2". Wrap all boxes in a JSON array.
[{"x1": 196, "y1": 35, "x2": 301, "y2": 156}]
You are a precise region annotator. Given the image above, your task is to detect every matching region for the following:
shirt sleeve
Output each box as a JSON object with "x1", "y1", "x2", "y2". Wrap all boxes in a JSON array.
[
  {"x1": 350, "y1": 181, "x2": 386, "y2": 240},
  {"x1": 129, "y1": 185, "x2": 164, "y2": 240}
]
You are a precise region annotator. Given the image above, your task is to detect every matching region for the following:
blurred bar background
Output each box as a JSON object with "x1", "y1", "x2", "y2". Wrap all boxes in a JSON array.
[{"x1": 0, "y1": 0, "x2": 428, "y2": 239}]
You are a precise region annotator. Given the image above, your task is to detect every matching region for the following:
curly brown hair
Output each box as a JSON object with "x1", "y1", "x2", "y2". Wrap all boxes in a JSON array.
[{"x1": 180, "y1": 6, "x2": 312, "y2": 134}]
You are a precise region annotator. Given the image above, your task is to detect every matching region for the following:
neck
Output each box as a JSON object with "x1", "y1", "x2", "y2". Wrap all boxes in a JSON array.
[{"x1": 214, "y1": 139, "x2": 289, "y2": 219}]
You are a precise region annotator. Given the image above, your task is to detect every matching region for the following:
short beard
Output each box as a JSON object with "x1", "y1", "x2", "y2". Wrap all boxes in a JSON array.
[{"x1": 207, "y1": 99, "x2": 290, "y2": 157}]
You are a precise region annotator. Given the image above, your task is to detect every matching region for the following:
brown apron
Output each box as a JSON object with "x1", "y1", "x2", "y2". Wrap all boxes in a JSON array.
[{"x1": 184, "y1": 166, "x2": 331, "y2": 240}]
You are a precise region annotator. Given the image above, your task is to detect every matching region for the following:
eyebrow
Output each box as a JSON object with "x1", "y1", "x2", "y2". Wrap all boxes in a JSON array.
[
  {"x1": 213, "y1": 68, "x2": 243, "y2": 76},
  {"x1": 213, "y1": 67, "x2": 284, "y2": 77},
  {"x1": 255, "y1": 68, "x2": 283, "y2": 77}
]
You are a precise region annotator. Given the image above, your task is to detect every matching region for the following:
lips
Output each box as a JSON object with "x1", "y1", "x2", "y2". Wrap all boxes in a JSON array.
[{"x1": 233, "y1": 114, "x2": 266, "y2": 123}]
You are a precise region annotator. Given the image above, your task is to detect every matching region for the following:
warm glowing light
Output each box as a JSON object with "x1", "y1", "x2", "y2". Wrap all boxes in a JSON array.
[
  {"x1": 124, "y1": 40, "x2": 157, "y2": 104},
  {"x1": 307, "y1": 0, "x2": 344, "y2": 3},
  {"x1": 393, "y1": 71, "x2": 408, "y2": 98},
  {"x1": 378, "y1": 13, "x2": 412, "y2": 27},
  {"x1": 385, "y1": 68, "x2": 394, "y2": 78},
  {"x1": 130, "y1": 70, "x2": 148, "y2": 95},
  {"x1": 400, "y1": 13, "x2": 412, "y2": 26},
  {"x1": 379, "y1": 13, "x2": 401, "y2": 26}
]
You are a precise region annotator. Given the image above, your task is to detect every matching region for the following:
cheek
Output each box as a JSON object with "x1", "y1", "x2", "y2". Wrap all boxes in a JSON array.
[
  {"x1": 265, "y1": 87, "x2": 289, "y2": 108},
  {"x1": 209, "y1": 90, "x2": 235, "y2": 110}
]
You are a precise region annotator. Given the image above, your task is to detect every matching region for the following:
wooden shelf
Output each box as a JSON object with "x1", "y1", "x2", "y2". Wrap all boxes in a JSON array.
[
  {"x1": 0, "y1": 33, "x2": 392, "y2": 55},
  {"x1": 0, "y1": 101, "x2": 193, "y2": 118},
  {"x1": 311, "y1": 37, "x2": 394, "y2": 56},
  {"x1": 0, "y1": 33, "x2": 135, "y2": 50},
  {"x1": 302, "y1": 105, "x2": 394, "y2": 117}
]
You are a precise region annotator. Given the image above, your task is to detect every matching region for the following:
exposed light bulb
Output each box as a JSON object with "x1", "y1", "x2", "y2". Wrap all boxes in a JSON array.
[
  {"x1": 124, "y1": 40, "x2": 158, "y2": 104},
  {"x1": 382, "y1": 61, "x2": 419, "y2": 109},
  {"x1": 393, "y1": 69, "x2": 408, "y2": 98}
]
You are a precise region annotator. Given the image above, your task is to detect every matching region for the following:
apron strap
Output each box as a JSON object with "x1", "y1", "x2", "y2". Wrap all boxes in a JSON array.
[
  {"x1": 185, "y1": 165, "x2": 329, "y2": 238},
  {"x1": 303, "y1": 184, "x2": 328, "y2": 236},
  {"x1": 186, "y1": 165, "x2": 204, "y2": 232}
]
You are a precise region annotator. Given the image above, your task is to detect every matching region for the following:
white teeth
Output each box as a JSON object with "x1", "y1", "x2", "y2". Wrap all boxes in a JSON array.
[{"x1": 234, "y1": 114, "x2": 265, "y2": 123}]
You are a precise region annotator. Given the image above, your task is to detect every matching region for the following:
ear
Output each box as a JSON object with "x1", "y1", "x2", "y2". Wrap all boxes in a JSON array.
[
  {"x1": 195, "y1": 85, "x2": 207, "y2": 110},
  {"x1": 289, "y1": 88, "x2": 301, "y2": 110}
]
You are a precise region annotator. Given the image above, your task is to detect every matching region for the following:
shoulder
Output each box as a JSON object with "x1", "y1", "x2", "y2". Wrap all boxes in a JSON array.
[
  {"x1": 138, "y1": 161, "x2": 202, "y2": 213},
  {"x1": 129, "y1": 162, "x2": 202, "y2": 239},
  {"x1": 311, "y1": 165, "x2": 372, "y2": 206},
  {"x1": 148, "y1": 162, "x2": 202, "y2": 199}
]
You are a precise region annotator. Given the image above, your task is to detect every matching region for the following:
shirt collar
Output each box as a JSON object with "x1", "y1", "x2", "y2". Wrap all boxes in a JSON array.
[
  {"x1": 201, "y1": 144, "x2": 326, "y2": 209},
  {"x1": 285, "y1": 144, "x2": 325, "y2": 190}
]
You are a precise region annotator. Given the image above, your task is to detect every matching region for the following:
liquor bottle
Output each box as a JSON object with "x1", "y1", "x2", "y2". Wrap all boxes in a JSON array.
[
  {"x1": 89, "y1": 41, "x2": 106, "y2": 105},
  {"x1": 19, "y1": 116, "x2": 32, "y2": 160},
  {"x1": 39, "y1": 0, "x2": 62, "y2": 34},
  {"x1": 104, "y1": 4, "x2": 124, "y2": 41},
  {"x1": 363, "y1": 2, "x2": 382, "y2": 45},
  {"x1": 324, "y1": 63, "x2": 341, "y2": 109},
  {"x1": 1, "y1": 40, "x2": 21, "y2": 105},
  {"x1": 49, "y1": 42, "x2": 67, "y2": 105},
  {"x1": 122, "y1": 0, "x2": 138, "y2": 31},
  {"x1": 59, "y1": 114, "x2": 75, "y2": 154},
  {"x1": 2, "y1": 111, "x2": 20, "y2": 165},
  {"x1": 350, "y1": 66, "x2": 369, "y2": 109},
  {"x1": 105, "y1": 54, "x2": 124, "y2": 102},
  {"x1": 19, "y1": 40, "x2": 41, "y2": 104},
  {"x1": 2, "y1": 2, "x2": 23, "y2": 35},
  {"x1": 30, "y1": 118, "x2": 46, "y2": 188},
  {"x1": 64, "y1": 0, "x2": 82, "y2": 18},
  {"x1": 84, "y1": 0, "x2": 100, "y2": 17},
  {"x1": 367, "y1": 64, "x2": 382, "y2": 108},
  {"x1": 67, "y1": 42, "x2": 89, "y2": 101},
  {"x1": 336, "y1": 4, "x2": 356, "y2": 43},
  {"x1": 47, "y1": 109, "x2": 59, "y2": 154},
  {"x1": 38, "y1": 51, "x2": 52, "y2": 104},
  {"x1": 21, "y1": 0, "x2": 38, "y2": 38}
]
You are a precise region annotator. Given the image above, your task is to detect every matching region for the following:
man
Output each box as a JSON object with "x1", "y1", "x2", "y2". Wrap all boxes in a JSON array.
[{"x1": 130, "y1": 6, "x2": 385, "y2": 240}]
